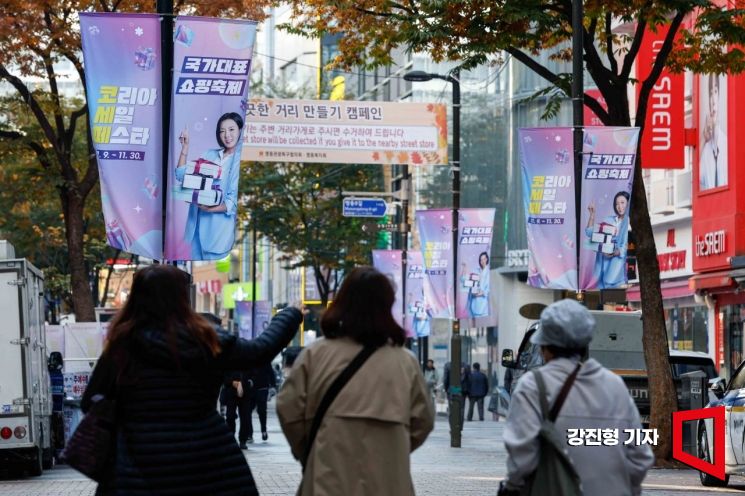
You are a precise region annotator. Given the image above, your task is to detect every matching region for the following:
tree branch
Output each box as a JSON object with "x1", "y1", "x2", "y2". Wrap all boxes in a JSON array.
[
  {"x1": 583, "y1": 91, "x2": 610, "y2": 124},
  {"x1": 620, "y1": 2, "x2": 652, "y2": 78},
  {"x1": 65, "y1": 105, "x2": 88, "y2": 152},
  {"x1": 606, "y1": 12, "x2": 618, "y2": 75},
  {"x1": 505, "y1": 47, "x2": 568, "y2": 93}
]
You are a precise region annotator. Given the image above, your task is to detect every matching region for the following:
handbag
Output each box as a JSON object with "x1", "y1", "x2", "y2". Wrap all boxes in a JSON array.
[
  {"x1": 520, "y1": 364, "x2": 583, "y2": 496},
  {"x1": 61, "y1": 393, "x2": 117, "y2": 482},
  {"x1": 301, "y1": 345, "x2": 377, "y2": 472}
]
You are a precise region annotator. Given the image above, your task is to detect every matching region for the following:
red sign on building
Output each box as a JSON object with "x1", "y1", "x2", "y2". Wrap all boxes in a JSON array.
[{"x1": 636, "y1": 26, "x2": 685, "y2": 169}]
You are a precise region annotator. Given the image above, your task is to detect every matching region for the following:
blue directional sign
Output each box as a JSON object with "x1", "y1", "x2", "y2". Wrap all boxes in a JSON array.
[{"x1": 342, "y1": 197, "x2": 388, "y2": 218}]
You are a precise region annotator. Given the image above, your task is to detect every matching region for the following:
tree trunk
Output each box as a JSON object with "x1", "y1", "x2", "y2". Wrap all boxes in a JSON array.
[
  {"x1": 63, "y1": 194, "x2": 96, "y2": 321},
  {"x1": 628, "y1": 144, "x2": 676, "y2": 462}
]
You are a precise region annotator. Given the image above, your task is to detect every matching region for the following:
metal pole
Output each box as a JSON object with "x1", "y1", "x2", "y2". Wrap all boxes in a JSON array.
[
  {"x1": 251, "y1": 224, "x2": 257, "y2": 337},
  {"x1": 572, "y1": 0, "x2": 584, "y2": 293},
  {"x1": 157, "y1": 0, "x2": 173, "y2": 258},
  {"x1": 448, "y1": 69, "x2": 462, "y2": 448}
]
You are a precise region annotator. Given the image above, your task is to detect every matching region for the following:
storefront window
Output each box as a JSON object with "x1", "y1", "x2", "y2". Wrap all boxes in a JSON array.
[
  {"x1": 722, "y1": 304, "x2": 745, "y2": 377},
  {"x1": 666, "y1": 303, "x2": 708, "y2": 353}
]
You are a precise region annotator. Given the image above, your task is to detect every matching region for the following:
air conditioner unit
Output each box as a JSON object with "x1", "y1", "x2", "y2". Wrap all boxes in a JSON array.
[
  {"x1": 650, "y1": 178, "x2": 675, "y2": 215},
  {"x1": 675, "y1": 170, "x2": 692, "y2": 208}
]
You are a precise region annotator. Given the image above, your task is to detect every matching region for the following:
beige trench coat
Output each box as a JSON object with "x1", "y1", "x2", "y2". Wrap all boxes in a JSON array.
[{"x1": 277, "y1": 337, "x2": 434, "y2": 496}]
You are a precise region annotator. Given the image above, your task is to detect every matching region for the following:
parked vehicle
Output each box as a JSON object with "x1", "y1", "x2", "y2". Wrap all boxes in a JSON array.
[{"x1": 0, "y1": 242, "x2": 53, "y2": 475}]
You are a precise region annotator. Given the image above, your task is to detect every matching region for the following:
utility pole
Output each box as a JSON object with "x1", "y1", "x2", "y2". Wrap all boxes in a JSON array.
[
  {"x1": 572, "y1": 0, "x2": 584, "y2": 298},
  {"x1": 157, "y1": 0, "x2": 173, "y2": 259}
]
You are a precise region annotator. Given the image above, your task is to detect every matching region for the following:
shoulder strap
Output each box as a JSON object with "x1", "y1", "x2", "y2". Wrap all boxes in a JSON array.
[
  {"x1": 532, "y1": 370, "x2": 550, "y2": 419},
  {"x1": 548, "y1": 363, "x2": 582, "y2": 422},
  {"x1": 302, "y1": 345, "x2": 377, "y2": 471}
]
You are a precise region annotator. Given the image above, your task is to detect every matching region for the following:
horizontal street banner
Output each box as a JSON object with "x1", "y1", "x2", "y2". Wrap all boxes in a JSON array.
[{"x1": 241, "y1": 98, "x2": 448, "y2": 165}]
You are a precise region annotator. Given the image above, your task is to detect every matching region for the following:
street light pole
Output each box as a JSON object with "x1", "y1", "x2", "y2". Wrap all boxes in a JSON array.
[
  {"x1": 403, "y1": 68, "x2": 462, "y2": 448},
  {"x1": 572, "y1": 0, "x2": 584, "y2": 289}
]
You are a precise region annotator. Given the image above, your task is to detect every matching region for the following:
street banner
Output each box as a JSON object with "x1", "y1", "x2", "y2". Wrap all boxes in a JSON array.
[
  {"x1": 416, "y1": 209, "x2": 454, "y2": 319},
  {"x1": 579, "y1": 127, "x2": 639, "y2": 290},
  {"x1": 241, "y1": 99, "x2": 448, "y2": 165},
  {"x1": 165, "y1": 17, "x2": 257, "y2": 260},
  {"x1": 519, "y1": 128, "x2": 578, "y2": 290},
  {"x1": 456, "y1": 208, "x2": 495, "y2": 319},
  {"x1": 79, "y1": 13, "x2": 164, "y2": 259},
  {"x1": 235, "y1": 300, "x2": 271, "y2": 339},
  {"x1": 372, "y1": 250, "x2": 404, "y2": 330},
  {"x1": 405, "y1": 251, "x2": 432, "y2": 338}
]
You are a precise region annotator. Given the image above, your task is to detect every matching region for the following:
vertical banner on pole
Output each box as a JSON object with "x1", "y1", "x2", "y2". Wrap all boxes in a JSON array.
[
  {"x1": 455, "y1": 208, "x2": 495, "y2": 319},
  {"x1": 372, "y1": 250, "x2": 404, "y2": 330},
  {"x1": 79, "y1": 13, "x2": 164, "y2": 259},
  {"x1": 519, "y1": 128, "x2": 578, "y2": 290},
  {"x1": 415, "y1": 209, "x2": 454, "y2": 319},
  {"x1": 165, "y1": 17, "x2": 257, "y2": 260},
  {"x1": 405, "y1": 251, "x2": 431, "y2": 338},
  {"x1": 235, "y1": 300, "x2": 271, "y2": 338},
  {"x1": 579, "y1": 127, "x2": 639, "y2": 290}
]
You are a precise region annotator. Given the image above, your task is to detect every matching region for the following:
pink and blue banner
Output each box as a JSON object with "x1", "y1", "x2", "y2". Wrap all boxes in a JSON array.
[
  {"x1": 165, "y1": 17, "x2": 257, "y2": 260},
  {"x1": 519, "y1": 127, "x2": 639, "y2": 290},
  {"x1": 519, "y1": 128, "x2": 578, "y2": 290},
  {"x1": 579, "y1": 127, "x2": 638, "y2": 290},
  {"x1": 456, "y1": 208, "x2": 495, "y2": 319},
  {"x1": 405, "y1": 251, "x2": 431, "y2": 338},
  {"x1": 372, "y1": 250, "x2": 405, "y2": 331},
  {"x1": 416, "y1": 209, "x2": 453, "y2": 319},
  {"x1": 235, "y1": 300, "x2": 271, "y2": 339},
  {"x1": 80, "y1": 13, "x2": 164, "y2": 259}
]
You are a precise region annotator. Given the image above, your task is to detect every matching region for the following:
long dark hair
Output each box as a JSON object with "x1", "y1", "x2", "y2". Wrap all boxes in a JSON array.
[
  {"x1": 215, "y1": 112, "x2": 244, "y2": 148},
  {"x1": 321, "y1": 267, "x2": 406, "y2": 347},
  {"x1": 105, "y1": 265, "x2": 220, "y2": 357}
]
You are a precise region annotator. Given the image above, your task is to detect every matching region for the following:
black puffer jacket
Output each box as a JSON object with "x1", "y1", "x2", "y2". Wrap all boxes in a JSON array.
[{"x1": 81, "y1": 308, "x2": 302, "y2": 496}]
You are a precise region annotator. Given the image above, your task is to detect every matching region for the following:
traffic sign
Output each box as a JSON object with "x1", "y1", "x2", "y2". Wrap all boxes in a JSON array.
[{"x1": 343, "y1": 197, "x2": 388, "y2": 218}]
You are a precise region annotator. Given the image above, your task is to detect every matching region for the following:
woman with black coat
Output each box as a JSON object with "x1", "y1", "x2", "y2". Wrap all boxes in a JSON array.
[{"x1": 81, "y1": 265, "x2": 302, "y2": 496}]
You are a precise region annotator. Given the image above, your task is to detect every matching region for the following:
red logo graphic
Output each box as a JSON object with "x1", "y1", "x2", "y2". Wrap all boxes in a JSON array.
[{"x1": 672, "y1": 406, "x2": 725, "y2": 480}]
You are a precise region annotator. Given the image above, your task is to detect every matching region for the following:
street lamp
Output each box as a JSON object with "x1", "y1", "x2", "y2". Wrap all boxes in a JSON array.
[{"x1": 404, "y1": 69, "x2": 462, "y2": 448}]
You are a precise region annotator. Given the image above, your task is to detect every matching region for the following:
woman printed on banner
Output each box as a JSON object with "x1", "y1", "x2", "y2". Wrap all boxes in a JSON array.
[
  {"x1": 459, "y1": 251, "x2": 491, "y2": 320},
  {"x1": 408, "y1": 290, "x2": 434, "y2": 338},
  {"x1": 699, "y1": 73, "x2": 728, "y2": 191},
  {"x1": 175, "y1": 112, "x2": 243, "y2": 260},
  {"x1": 585, "y1": 191, "x2": 630, "y2": 289}
]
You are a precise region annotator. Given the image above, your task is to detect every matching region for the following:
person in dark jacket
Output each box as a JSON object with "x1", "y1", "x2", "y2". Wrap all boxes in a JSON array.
[
  {"x1": 245, "y1": 362, "x2": 276, "y2": 442},
  {"x1": 223, "y1": 370, "x2": 255, "y2": 448},
  {"x1": 466, "y1": 362, "x2": 489, "y2": 421},
  {"x1": 81, "y1": 265, "x2": 302, "y2": 496}
]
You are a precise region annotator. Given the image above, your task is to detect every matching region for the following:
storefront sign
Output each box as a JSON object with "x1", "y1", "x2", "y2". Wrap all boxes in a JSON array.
[
  {"x1": 637, "y1": 26, "x2": 685, "y2": 169},
  {"x1": 658, "y1": 250, "x2": 687, "y2": 272},
  {"x1": 695, "y1": 230, "x2": 726, "y2": 257},
  {"x1": 242, "y1": 99, "x2": 448, "y2": 165}
]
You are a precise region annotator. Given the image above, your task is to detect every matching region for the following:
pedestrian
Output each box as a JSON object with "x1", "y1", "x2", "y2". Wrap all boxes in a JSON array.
[
  {"x1": 223, "y1": 370, "x2": 255, "y2": 448},
  {"x1": 246, "y1": 362, "x2": 277, "y2": 442},
  {"x1": 461, "y1": 363, "x2": 471, "y2": 424},
  {"x1": 277, "y1": 267, "x2": 434, "y2": 496},
  {"x1": 81, "y1": 265, "x2": 302, "y2": 496},
  {"x1": 423, "y1": 359, "x2": 439, "y2": 409},
  {"x1": 466, "y1": 362, "x2": 489, "y2": 421},
  {"x1": 498, "y1": 299, "x2": 654, "y2": 496}
]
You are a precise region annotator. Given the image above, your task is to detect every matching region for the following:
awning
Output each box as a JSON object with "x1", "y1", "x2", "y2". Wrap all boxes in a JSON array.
[
  {"x1": 688, "y1": 270, "x2": 735, "y2": 291},
  {"x1": 626, "y1": 279, "x2": 694, "y2": 302}
]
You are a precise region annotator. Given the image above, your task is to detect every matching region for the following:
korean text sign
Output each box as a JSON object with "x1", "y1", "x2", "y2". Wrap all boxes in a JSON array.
[
  {"x1": 456, "y1": 209, "x2": 495, "y2": 319},
  {"x1": 416, "y1": 209, "x2": 453, "y2": 319},
  {"x1": 165, "y1": 17, "x2": 257, "y2": 260},
  {"x1": 372, "y1": 250, "x2": 405, "y2": 332},
  {"x1": 79, "y1": 13, "x2": 164, "y2": 259},
  {"x1": 242, "y1": 99, "x2": 448, "y2": 165}
]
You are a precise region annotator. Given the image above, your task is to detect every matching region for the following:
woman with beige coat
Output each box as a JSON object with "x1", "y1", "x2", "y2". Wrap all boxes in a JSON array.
[{"x1": 277, "y1": 267, "x2": 434, "y2": 495}]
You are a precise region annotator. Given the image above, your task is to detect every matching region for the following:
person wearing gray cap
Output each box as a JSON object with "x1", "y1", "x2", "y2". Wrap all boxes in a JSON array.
[{"x1": 498, "y1": 299, "x2": 654, "y2": 496}]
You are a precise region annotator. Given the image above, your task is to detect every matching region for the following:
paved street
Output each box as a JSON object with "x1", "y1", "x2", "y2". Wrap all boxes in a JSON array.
[{"x1": 1, "y1": 404, "x2": 744, "y2": 495}]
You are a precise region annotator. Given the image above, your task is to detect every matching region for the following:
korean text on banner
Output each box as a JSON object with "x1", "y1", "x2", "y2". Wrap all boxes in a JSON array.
[
  {"x1": 416, "y1": 210, "x2": 454, "y2": 319},
  {"x1": 456, "y1": 209, "x2": 495, "y2": 320},
  {"x1": 519, "y1": 128, "x2": 578, "y2": 290},
  {"x1": 579, "y1": 127, "x2": 639, "y2": 290},
  {"x1": 405, "y1": 251, "x2": 431, "y2": 338},
  {"x1": 165, "y1": 17, "x2": 257, "y2": 260},
  {"x1": 235, "y1": 300, "x2": 271, "y2": 339},
  {"x1": 242, "y1": 99, "x2": 448, "y2": 165},
  {"x1": 79, "y1": 13, "x2": 164, "y2": 259},
  {"x1": 372, "y1": 250, "x2": 405, "y2": 331}
]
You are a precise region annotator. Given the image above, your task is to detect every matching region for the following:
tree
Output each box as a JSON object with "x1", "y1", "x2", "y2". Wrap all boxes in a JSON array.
[
  {"x1": 0, "y1": 0, "x2": 268, "y2": 321},
  {"x1": 281, "y1": 0, "x2": 745, "y2": 460},
  {"x1": 240, "y1": 161, "x2": 384, "y2": 307}
]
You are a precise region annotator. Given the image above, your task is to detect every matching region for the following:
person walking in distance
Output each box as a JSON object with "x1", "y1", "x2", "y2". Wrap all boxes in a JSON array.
[
  {"x1": 246, "y1": 362, "x2": 276, "y2": 442},
  {"x1": 423, "y1": 359, "x2": 439, "y2": 409},
  {"x1": 498, "y1": 299, "x2": 653, "y2": 496},
  {"x1": 466, "y1": 362, "x2": 489, "y2": 421},
  {"x1": 80, "y1": 265, "x2": 302, "y2": 496},
  {"x1": 277, "y1": 267, "x2": 434, "y2": 496}
]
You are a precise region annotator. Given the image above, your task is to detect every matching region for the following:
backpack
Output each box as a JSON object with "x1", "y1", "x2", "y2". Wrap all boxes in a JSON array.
[{"x1": 520, "y1": 365, "x2": 583, "y2": 496}]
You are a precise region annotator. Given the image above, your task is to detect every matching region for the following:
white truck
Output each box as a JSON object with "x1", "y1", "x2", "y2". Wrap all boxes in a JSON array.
[{"x1": 0, "y1": 242, "x2": 53, "y2": 475}]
